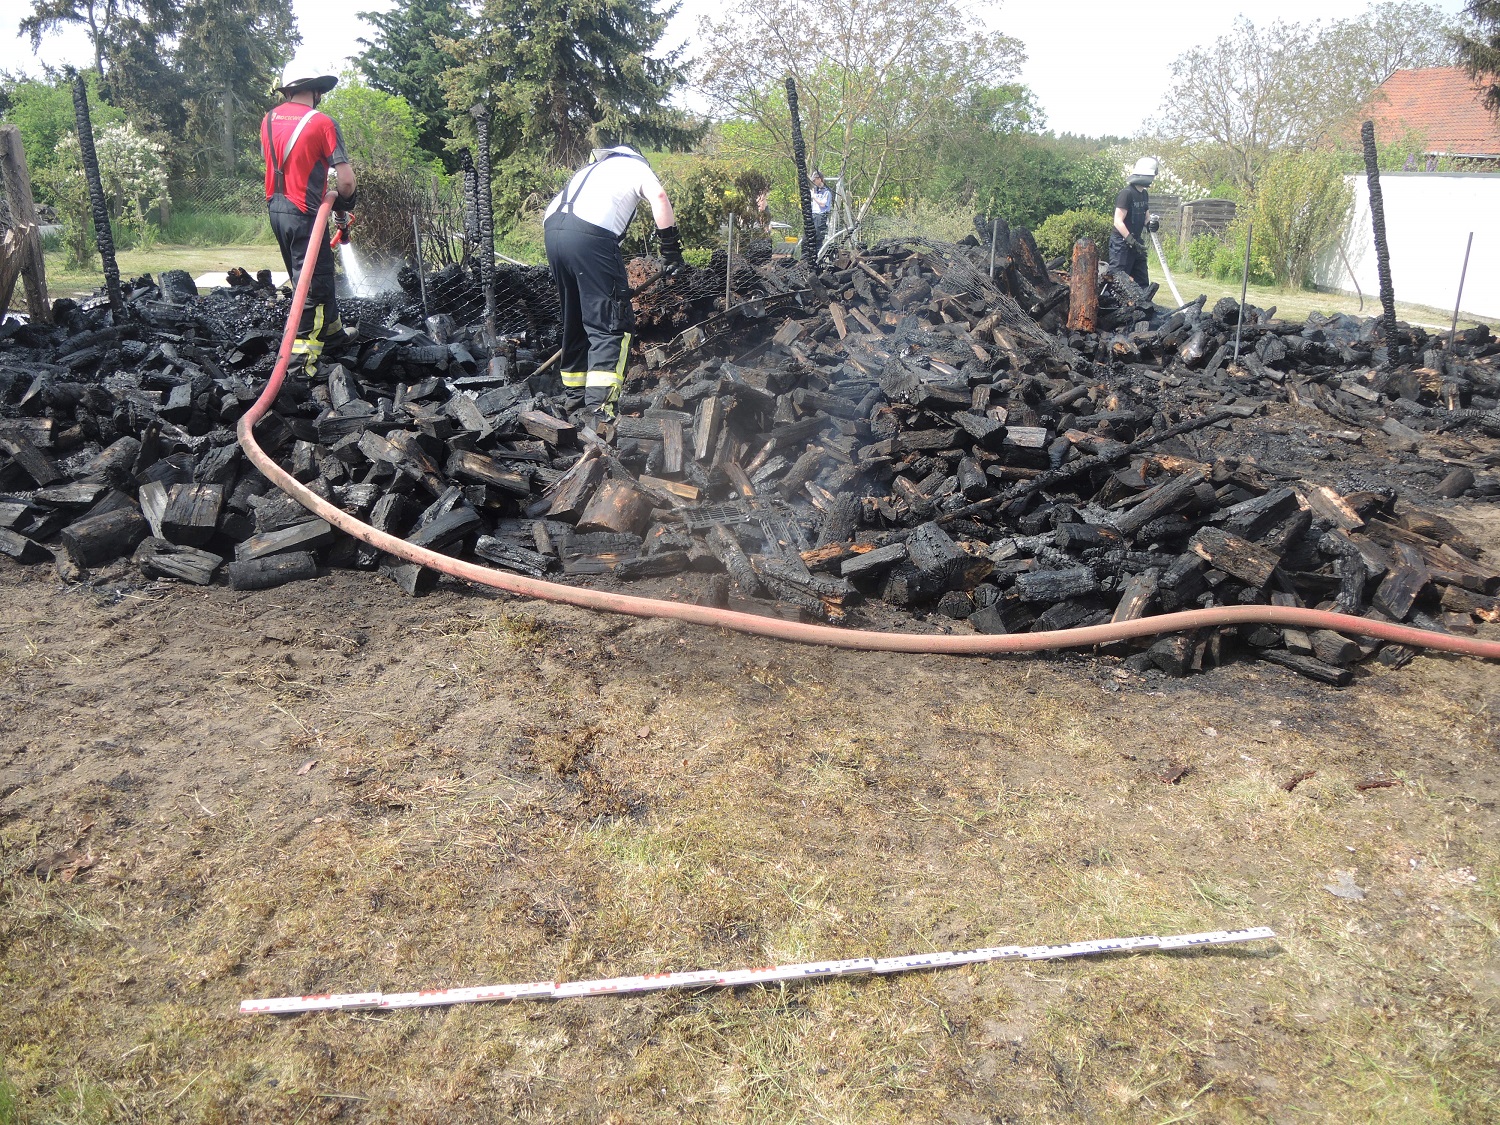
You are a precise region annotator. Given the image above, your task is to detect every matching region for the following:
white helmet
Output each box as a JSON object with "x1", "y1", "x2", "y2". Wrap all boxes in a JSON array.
[
  {"x1": 273, "y1": 48, "x2": 345, "y2": 98},
  {"x1": 1128, "y1": 157, "x2": 1159, "y2": 185}
]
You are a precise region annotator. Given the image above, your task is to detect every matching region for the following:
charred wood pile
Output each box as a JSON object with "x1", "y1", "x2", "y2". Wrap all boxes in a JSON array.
[{"x1": 2, "y1": 228, "x2": 1498, "y2": 683}]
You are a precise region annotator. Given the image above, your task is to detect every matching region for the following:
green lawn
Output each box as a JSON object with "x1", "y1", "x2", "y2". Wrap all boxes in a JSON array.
[{"x1": 15, "y1": 242, "x2": 284, "y2": 306}]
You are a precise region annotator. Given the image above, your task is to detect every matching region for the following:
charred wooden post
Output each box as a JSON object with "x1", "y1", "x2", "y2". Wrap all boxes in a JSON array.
[
  {"x1": 71, "y1": 73, "x2": 123, "y2": 315},
  {"x1": 0, "y1": 125, "x2": 51, "y2": 323},
  {"x1": 1065, "y1": 237, "x2": 1098, "y2": 332},
  {"x1": 469, "y1": 103, "x2": 498, "y2": 351},
  {"x1": 785, "y1": 75, "x2": 820, "y2": 259},
  {"x1": 1360, "y1": 120, "x2": 1400, "y2": 359}
]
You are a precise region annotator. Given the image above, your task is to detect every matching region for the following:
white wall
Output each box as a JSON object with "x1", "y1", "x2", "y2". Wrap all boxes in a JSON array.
[{"x1": 1313, "y1": 173, "x2": 1500, "y2": 323}]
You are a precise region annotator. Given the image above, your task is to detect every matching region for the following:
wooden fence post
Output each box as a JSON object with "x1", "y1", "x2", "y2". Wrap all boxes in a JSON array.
[
  {"x1": 1065, "y1": 237, "x2": 1098, "y2": 332},
  {"x1": 0, "y1": 124, "x2": 53, "y2": 323}
]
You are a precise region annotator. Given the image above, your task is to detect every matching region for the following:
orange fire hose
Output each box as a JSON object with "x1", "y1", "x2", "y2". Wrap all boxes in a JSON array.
[{"x1": 236, "y1": 193, "x2": 1500, "y2": 661}]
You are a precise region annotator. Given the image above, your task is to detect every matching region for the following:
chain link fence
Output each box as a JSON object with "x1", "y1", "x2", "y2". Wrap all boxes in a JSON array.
[{"x1": 74, "y1": 144, "x2": 1029, "y2": 369}]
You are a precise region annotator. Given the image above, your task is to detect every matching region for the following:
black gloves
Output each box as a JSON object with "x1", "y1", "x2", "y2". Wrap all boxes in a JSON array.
[
  {"x1": 335, "y1": 187, "x2": 358, "y2": 211},
  {"x1": 1125, "y1": 234, "x2": 1146, "y2": 255},
  {"x1": 656, "y1": 224, "x2": 686, "y2": 273},
  {"x1": 1146, "y1": 214, "x2": 1160, "y2": 233}
]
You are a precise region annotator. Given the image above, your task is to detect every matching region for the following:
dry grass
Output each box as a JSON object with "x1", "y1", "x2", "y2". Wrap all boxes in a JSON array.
[
  {"x1": 1, "y1": 567, "x2": 1499, "y2": 1123},
  {"x1": 1149, "y1": 245, "x2": 1483, "y2": 332}
]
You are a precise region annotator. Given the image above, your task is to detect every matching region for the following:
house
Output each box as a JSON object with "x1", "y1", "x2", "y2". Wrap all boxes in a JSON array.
[{"x1": 1363, "y1": 67, "x2": 1500, "y2": 161}]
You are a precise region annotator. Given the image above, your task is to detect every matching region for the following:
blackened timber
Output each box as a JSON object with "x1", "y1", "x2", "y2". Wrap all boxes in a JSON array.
[
  {"x1": 132, "y1": 538, "x2": 222, "y2": 584},
  {"x1": 447, "y1": 450, "x2": 532, "y2": 495},
  {"x1": 1373, "y1": 543, "x2": 1430, "y2": 621},
  {"x1": 1111, "y1": 568, "x2": 1159, "y2": 622},
  {"x1": 407, "y1": 506, "x2": 480, "y2": 550},
  {"x1": 0, "y1": 435, "x2": 62, "y2": 486},
  {"x1": 1112, "y1": 472, "x2": 1206, "y2": 536},
  {"x1": 0, "y1": 528, "x2": 49, "y2": 564},
  {"x1": 707, "y1": 525, "x2": 762, "y2": 596},
  {"x1": 228, "y1": 551, "x2": 319, "y2": 591},
  {"x1": 1015, "y1": 567, "x2": 1099, "y2": 602},
  {"x1": 1258, "y1": 648, "x2": 1354, "y2": 686},
  {"x1": 840, "y1": 541, "x2": 907, "y2": 579},
  {"x1": 161, "y1": 483, "x2": 224, "y2": 547},
  {"x1": 1189, "y1": 527, "x2": 1279, "y2": 588},
  {"x1": 60, "y1": 506, "x2": 148, "y2": 567},
  {"x1": 236, "y1": 519, "x2": 335, "y2": 562}
]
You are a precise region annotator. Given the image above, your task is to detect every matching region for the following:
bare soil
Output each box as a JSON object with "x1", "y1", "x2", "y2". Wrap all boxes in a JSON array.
[{"x1": 2, "y1": 517, "x2": 1498, "y2": 1123}]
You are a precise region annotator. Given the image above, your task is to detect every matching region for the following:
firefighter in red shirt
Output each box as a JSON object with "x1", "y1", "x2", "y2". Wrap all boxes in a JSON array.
[{"x1": 261, "y1": 74, "x2": 357, "y2": 376}]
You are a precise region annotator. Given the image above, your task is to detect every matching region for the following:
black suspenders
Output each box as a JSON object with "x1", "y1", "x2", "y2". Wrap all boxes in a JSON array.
[{"x1": 556, "y1": 150, "x2": 650, "y2": 232}]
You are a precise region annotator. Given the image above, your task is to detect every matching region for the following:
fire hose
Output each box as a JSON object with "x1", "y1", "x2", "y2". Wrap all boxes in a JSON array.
[
  {"x1": 235, "y1": 193, "x2": 1500, "y2": 662},
  {"x1": 1148, "y1": 227, "x2": 1184, "y2": 308}
]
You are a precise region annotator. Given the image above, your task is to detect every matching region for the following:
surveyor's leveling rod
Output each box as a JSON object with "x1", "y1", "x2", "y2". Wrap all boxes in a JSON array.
[{"x1": 240, "y1": 926, "x2": 1276, "y2": 1015}]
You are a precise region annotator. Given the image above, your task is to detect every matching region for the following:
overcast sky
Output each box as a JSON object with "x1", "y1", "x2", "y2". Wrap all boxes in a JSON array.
[{"x1": 18, "y1": 0, "x2": 1473, "y2": 139}]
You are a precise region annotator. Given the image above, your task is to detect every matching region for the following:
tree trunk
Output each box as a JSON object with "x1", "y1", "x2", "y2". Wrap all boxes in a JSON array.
[{"x1": 222, "y1": 84, "x2": 236, "y2": 174}]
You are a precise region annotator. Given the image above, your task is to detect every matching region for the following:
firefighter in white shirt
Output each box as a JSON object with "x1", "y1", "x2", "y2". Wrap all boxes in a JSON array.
[{"x1": 542, "y1": 141, "x2": 685, "y2": 420}]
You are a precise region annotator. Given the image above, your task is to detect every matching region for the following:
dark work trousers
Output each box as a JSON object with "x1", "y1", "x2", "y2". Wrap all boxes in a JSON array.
[
  {"x1": 269, "y1": 194, "x2": 342, "y2": 376},
  {"x1": 1107, "y1": 232, "x2": 1149, "y2": 288},
  {"x1": 543, "y1": 212, "x2": 633, "y2": 413}
]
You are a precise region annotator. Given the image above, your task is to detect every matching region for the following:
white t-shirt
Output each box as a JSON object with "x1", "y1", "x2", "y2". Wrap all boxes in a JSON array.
[
  {"x1": 811, "y1": 184, "x2": 832, "y2": 215},
  {"x1": 543, "y1": 147, "x2": 665, "y2": 236}
]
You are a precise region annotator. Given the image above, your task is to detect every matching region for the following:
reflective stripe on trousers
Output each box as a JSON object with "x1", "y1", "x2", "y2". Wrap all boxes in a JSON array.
[{"x1": 583, "y1": 331, "x2": 630, "y2": 412}]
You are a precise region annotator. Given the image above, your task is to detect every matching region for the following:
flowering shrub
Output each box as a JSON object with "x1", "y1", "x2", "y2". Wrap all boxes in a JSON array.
[{"x1": 45, "y1": 122, "x2": 170, "y2": 265}]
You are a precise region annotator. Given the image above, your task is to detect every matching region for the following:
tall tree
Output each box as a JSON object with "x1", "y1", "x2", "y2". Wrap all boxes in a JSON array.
[
  {"x1": 696, "y1": 0, "x2": 1024, "y2": 224},
  {"x1": 99, "y1": 12, "x2": 190, "y2": 141},
  {"x1": 19, "y1": 0, "x2": 121, "y2": 80},
  {"x1": 19, "y1": 0, "x2": 178, "y2": 84},
  {"x1": 439, "y1": 0, "x2": 698, "y2": 222},
  {"x1": 1153, "y1": 4, "x2": 1461, "y2": 191},
  {"x1": 356, "y1": 0, "x2": 467, "y2": 170},
  {"x1": 174, "y1": 0, "x2": 299, "y2": 174},
  {"x1": 443, "y1": 0, "x2": 697, "y2": 171},
  {"x1": 1455, "y1": 1, "x2": 1500, "y2": 114}
]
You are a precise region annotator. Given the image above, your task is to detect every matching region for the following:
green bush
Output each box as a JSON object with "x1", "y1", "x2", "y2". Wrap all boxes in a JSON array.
[
  {"x1": 1186, "y1": 233, "x2": 1218, "y2": 275},
  {"x1": 863, "y1": 197, "x2": 977, "y2": 245},
  {"x1": 1033, "y1": 210, "x2": 1114, "y2": 259},
  {"x1": 1210, "y1": 221, "x2": 1275, "y2": 287},
  {"x1": 1158, "y1": 234, "x2": 1182, "y2": 271},
  {"x1": 1250, "y1": 150, "x2": 1352, "y2": 288},
  {"x1": 682, "y1": 247, "x2": 713, "y2": 267},
  {"x1": 496, "y1": 211, "x2": 547, "y2": 265},
  {"x1": 160, "y1": 210, "x2": 271, "y2": 245}
]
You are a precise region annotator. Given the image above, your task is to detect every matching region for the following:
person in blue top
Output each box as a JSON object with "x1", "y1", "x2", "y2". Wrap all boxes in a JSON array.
[{"x1": 809, "y1": 171, "x2": 832, "y2": 246}]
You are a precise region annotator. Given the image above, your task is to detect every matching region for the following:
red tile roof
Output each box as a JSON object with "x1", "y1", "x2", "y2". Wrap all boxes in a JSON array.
[{"x1": 1365, "y1": 67, "x2": 1500, "y2": 157}]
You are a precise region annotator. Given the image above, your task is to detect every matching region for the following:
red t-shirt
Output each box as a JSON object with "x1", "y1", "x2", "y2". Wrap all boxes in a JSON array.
[{"x1": 262, "y1": 103, "x2": 349, "y2": 213}]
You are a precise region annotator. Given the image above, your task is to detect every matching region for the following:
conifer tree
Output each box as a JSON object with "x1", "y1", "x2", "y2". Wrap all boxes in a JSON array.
[
  {"x1": 356, "y1": 0, "x2": 467, "y2": 170},
  {"x1": 1455, "y1": 0, "x2": 1500, "y2": 114}
]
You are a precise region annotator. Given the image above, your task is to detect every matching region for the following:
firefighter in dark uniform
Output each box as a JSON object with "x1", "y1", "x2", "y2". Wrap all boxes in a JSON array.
[
  {"x1": 261, "y1": 74, "x2": 357, "y2": 376},
  {"x1": 543, "y1": 142, "x2": 685, "y2": 422},
  {"x1": 1110, "y1": 156, "x2": 1159, "y2": 289}
]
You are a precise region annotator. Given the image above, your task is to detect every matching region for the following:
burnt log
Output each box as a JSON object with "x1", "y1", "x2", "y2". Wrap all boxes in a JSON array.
[
  {"x1": 60, "y1": 506, "x2": 148, "y2": 567},
  {"x1": 229, "y1": 551, "x2": 319, "y2": 591}
]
